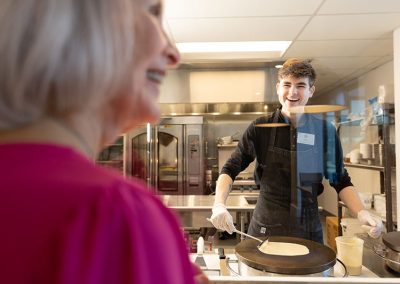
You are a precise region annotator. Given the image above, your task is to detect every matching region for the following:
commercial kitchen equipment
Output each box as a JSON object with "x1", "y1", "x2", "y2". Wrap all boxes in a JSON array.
[
  {"x1": 96, "y1": 135, "x2": 126, "y2": 176},
  {"x1": 217, "y1": 141, "x2": 258, "y2": 193},
  {"x1": 161, "y1": 194, "x2": 255, "y2": 234},
  {"x1": 193, "y1": 252, "x2": 400, "y2": 283},
  {"x1": 373, "y1": 231, "x2": 400, "y2": 273},
  {"x1": 126, "y1": 116, "x2": 206, "y2": 195},
  {"x1": 338, "y1": 103, "x2": 396, "y2": 232},
  {"x1": 234, "y1": 236, "x2": 337, "y2": 277}
]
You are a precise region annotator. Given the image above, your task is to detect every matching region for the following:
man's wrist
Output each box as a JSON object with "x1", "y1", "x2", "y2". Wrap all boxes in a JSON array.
[{"x1": 213, "y1": 202, "x2": 226, "y2": 209}]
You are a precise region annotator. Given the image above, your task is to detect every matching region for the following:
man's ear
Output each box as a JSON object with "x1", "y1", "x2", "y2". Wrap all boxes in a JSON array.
[{"x1": 309, "y1": 85, "x2": 315, "y2": 97}]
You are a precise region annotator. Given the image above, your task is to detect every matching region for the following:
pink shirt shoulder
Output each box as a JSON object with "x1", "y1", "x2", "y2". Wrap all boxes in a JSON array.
[{"x1": 0, "y1": 143, "x2": 195, "y2": 284}]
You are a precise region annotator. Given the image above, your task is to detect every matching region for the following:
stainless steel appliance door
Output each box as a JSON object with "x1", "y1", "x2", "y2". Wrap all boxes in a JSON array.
[
  {"x1": 127, "y1": 126, "x2": 152, "y2": 187},
  {"x1": 126, "y1": 117, "x2": 205, "y2": 195},
  {"x1": 156, "y1": 124, "x2": 184, "y2": 194},
  {"x1": 185, "y1": 124, "x2": 204, "y2": 195}
]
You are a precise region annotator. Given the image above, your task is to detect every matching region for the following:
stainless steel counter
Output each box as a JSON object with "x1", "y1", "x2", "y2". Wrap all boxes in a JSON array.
[
  {"x1": 161, "y1": 195, "x2": 256, "y2": 236},
  {"x1": 161, "y1": 195, "x2": 255, "y2": 211},
  {"x1": 208, "y1": 277, "x2": 400, "y2": 283},
  {"x1": 190, "y1": 253, "x2": 400, "y2": 283},
  {"x1": 361, "y1": 238, "x2": 400, "y2": 278}
]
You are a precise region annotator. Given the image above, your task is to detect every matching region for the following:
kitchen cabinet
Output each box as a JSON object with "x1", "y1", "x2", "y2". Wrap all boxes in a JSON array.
[{"x1": 337, "y1": 103, "x2": 396, "y2": 232}]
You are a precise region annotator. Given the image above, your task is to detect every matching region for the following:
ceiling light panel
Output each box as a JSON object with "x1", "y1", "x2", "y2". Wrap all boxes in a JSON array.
[{"x1": 177, "y1": 41, "x2": 291, "y2": 53}]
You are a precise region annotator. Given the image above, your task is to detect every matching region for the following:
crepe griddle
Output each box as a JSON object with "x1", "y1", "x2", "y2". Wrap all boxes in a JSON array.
[
  {"x1": 383, "y1": 231, "x2": 400, "y2": 252},
  {"x1": 235, "y1": 236, "x2": 336, "y2": 275}
]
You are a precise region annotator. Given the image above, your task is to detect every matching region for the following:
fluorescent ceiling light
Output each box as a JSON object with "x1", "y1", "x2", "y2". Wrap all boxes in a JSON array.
[{"x1": 176, "y1": 41, "x2": 291, "y2": 53}]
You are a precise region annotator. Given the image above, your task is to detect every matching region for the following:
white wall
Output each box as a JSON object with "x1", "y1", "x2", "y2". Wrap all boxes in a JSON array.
[
  {"x1": 159, "y1": 68, "x2": 279, "y2": 104},
  {"x1": 189, "y1": 70, "x2": 265, "y2": 103},
  {"x1": 159, "y1": 69, "x2": 191, "y2": 103},
  {"x1": 315, "y1": 61, "x2": 395, "y2": 216}
]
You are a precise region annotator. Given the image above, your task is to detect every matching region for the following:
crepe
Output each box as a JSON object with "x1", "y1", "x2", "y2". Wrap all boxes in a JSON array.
[{"x1": 258, "y1": 241, "x2": 310, "y2": 256}]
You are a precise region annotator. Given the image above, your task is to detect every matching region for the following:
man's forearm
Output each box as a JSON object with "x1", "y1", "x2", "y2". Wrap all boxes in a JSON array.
[
  {"x1": 338, "y1": 186, "x2": 364, "y2": 216},
  {"x1": 214, "y1": 174, "x2": 233, "y2": 205}
]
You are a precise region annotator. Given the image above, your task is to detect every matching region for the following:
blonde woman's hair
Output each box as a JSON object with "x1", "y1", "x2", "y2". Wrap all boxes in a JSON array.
[{"x1": 0, "y1": 0, "x2": 136, "y2": 129}]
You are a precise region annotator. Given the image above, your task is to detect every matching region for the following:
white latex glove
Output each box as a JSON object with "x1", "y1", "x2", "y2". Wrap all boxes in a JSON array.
[
  {"x1": 210, "y1": 203, "x2": 236, "y2": 234},
  {"x1": 357, "y1": 209, "x2": 384, "y2": 238}
]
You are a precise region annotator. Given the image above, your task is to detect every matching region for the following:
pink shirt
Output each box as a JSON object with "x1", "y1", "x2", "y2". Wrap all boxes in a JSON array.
[{"x1": 0, "y1": 143, "x2": 195, "y2": 284}]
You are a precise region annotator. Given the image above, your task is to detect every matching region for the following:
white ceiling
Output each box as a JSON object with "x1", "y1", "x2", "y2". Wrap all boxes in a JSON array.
[{"x1": 164, "y1": 0, "x2": 400, "y2": 95}]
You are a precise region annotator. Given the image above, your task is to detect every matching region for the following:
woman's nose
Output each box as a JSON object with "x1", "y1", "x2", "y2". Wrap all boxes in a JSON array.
[{"x1": 164, "y1": 32, "x2": 180, "y2": 67}]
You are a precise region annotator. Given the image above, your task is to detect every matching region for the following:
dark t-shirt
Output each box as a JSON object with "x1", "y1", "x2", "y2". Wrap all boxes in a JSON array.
[{"x1": 221, "y1": 109, "x2": 353, "y2": 193}]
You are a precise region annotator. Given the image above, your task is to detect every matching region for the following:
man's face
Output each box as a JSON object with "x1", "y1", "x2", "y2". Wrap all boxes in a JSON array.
[{"x1": 276, "y1": 76, "x2": 315, "y2": 116}]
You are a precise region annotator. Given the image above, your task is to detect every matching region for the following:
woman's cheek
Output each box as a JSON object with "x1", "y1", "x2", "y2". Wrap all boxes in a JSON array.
[{"x1": 120, "y1": 92, "x2": 160, "y2": 129}]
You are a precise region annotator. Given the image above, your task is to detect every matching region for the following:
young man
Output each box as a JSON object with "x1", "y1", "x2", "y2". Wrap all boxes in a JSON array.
[{"x1": 210, "y1": 59, "x2": 383, "y2": 244}]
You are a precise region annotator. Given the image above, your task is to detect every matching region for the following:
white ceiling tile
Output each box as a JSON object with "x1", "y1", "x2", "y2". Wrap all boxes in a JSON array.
[
  {"x1": 357, "y1": 39, "x2": 393, "y2": 57},
  {"x1": 165, "y1": 0, "x2": 323, "y2": 18},
  {"x1": 315, "y1": 79, "x2": 342, "y2": 90},
  {"x1": 319, "y1": 0, "x2": 400, "y2": 14},
  {"x1": 311, "y1": 57, "x2": 381, "y2": 69},
  {"x1": 298, "y1": 14, "x2": 400, "y2": 40},
  {"x1": 284, "y1": 39, "x2": 393, "y2": 58},
  {"x1": 315, "y1": 67, "x2": 358, "y2": 79},
  {"x1": 163, "y1": 0, "x2": 398, "y2": 96},
  {"x1": 180, "y1": 52, "x2": 283, "y2": 63},
  {"x1": 356, "y1": 55, "x2": 393, "y2": 72},
  {"x1": 168, "y1": 17, "x2": 309, "y2": 42}
]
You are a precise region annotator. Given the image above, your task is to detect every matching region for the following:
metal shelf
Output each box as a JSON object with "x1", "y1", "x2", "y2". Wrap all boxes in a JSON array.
[
  {"x1": 344, "y1": 162, "x2": 385, "y2": 171},
  {"x1": 338, "y1": 103, "x2": 395, "y2": 232},
  {"x1": 217, "y1": 142, "x2": 238, "y2": 148}
]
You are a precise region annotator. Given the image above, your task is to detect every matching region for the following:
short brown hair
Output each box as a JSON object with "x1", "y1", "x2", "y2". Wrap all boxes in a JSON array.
[{"x1": 278, "y1": 59, "x2": 316, "y2": 87}]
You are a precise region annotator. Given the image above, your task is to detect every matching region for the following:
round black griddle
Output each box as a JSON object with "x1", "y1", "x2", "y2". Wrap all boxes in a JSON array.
[
  {"x1": 235, "y1": 236, "x2": 336, "y2": 275},
  {"x1": 383, "y1": 231, "x2": 400, "y2": 252}
]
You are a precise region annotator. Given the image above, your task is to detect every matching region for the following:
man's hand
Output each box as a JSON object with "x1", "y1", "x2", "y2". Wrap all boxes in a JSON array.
[
  {"x1": 209, "y1": 203, "x2": 236, "y2": 234},
  {"x1": 357, "y1": 209, "x2": 384, "y2": 238}
]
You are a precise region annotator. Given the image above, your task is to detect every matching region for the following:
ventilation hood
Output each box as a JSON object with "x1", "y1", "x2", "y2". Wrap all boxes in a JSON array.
[{"x1": 160, "y1": 102, "x2": 281, "y2": 116}]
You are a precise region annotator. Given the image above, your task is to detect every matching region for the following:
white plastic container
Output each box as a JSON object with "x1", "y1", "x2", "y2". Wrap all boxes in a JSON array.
[
  {"x1": 335, "y1": 236, "x2": 364, "y2": 275},
  {"x1": 340, "y1": 218, "x2": 364, "y2": 237},
  {"x1": 197, "y1": 236, "x2": 204, "y2": 254},
  {"x1": 359, "y1": 143, "x2": 372, "y2": 159},
  {"x1": 374, "y1": 194, "x2": 386, "y2": 217},
  {"x1": 350, "y1": 149, "x2": 361, "y2": 164}
]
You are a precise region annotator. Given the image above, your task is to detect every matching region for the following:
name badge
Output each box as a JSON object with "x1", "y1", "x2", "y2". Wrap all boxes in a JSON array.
[{"x1": 297, "y1": 132, "x2": 315, "y2": 146}]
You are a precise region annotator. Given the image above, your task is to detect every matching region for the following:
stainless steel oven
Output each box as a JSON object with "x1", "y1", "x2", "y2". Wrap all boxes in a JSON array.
[{"x1": 126, "y1": 116, "x2": 206, "y2": 195}]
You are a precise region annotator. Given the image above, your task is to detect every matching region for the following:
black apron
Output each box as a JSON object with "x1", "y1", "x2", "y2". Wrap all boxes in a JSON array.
[{"x1": 248, "y1": 111, "x2": 324, "y2": 244}]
